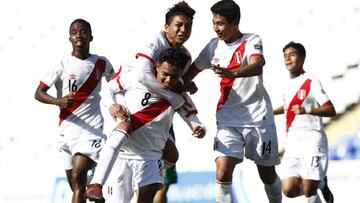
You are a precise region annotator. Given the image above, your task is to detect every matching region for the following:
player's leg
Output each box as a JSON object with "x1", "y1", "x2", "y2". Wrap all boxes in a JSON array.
[
  {"x1": 153, "y1": 183, "x2": 170, "y2": 203},
  {"x1": 132, "y1": 159, "x2": 164, "y2": 203},
  {"x1": 319, "y1": 176, "x2": 334, "y2": 203},
  {"x1": 302, "y1": 179, "x2": 321, "y2": 203},
  {"x1": 246, "y1": 125, "x2": 282, "y2": 203},
  {"x1": 71, "y1": 153, "x2": 96, "y2": 203},
  {"x1": 256, "y1": 165, "x2": 282, "y2": 203},
  {"x1": 138, "y1": 183, "x2": 163, "y2": 203},
  {"x1": 301, "y1": 154, "x2": 330, "y2": 203},
  {"x1": 215, "y1": 156, "x2": 239, "y2": 203},
  {"x1": 214, "y1": 127, "x2": 243, "y2": 203},
  {"x1": 103, "y1": 158, "x2": 134, "y2": 203},
  {"x1": 281, "y1": 176, "x2": 303, "y2": 197},
  {"x1": 162, "y1": 139, "x2": 178, "y2": 167},
  {"x1": 85, "y1": 121, "x2": 131, "y2": 201},
  {"x1": 153, "y1": 164, "x2": 177, "y2": 203}
]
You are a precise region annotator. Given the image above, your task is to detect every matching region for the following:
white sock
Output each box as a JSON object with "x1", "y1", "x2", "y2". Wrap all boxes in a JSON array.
[
  {"x1": 306, "y1": 194, "x2": 321, "y2": 203},
  {"x1": 215, "y1": 181, "x2": 232, "y2": 203},
  {"x1": 264, "y1": 175, "x2": 282, "y2": 203},
  {"x1": 91, "y1": 129, "x2": 128, "y2": 185}
]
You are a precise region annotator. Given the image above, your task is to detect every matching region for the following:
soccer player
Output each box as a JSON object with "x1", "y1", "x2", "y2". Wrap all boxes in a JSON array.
[
  {"x1": 34, "y1": 19, "x2": 114, "y2": 203},
  {"x1": 273, "y1": 41, "x2": 336, "y2": 203},
  {"x1": 183, "y1": 1, "x2": 282, "y2": 202},
  {"x1": 99, "y1": 47, "x2": 206, "y2": 203},
  {"x1": 85, "y1": 1, "x2": 197, "y2": 202}
]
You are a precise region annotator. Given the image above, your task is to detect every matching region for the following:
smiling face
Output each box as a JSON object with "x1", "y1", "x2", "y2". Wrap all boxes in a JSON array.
[
  {"x1": 156, "y1": 62, "x2": 182, "y2": 90},
  {"x1": 69, "y1": 22, "x2": 93, "y2": 54},
  {"x1": 165, "y1": 15, "x2": 192, "y2": 47},
  {"x1": 283, "y1": 47, "x2": 305, "y2": 77},
  {"x1": 212, "y1": 14, "x2": 239, "y2": 43}
]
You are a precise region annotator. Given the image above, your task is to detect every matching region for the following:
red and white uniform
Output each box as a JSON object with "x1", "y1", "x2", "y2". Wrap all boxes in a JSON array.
[
  {"x1": 105, "y1": 70, "x2": 203, "y2": 200},
  {"x1": 192, "y1": 33, "x2": 279, "y2": 165},
  {"x1": 281, "y1": 72, "x2": 331, "y2": 180},
  {"x1": 192, "y1": 33, "x2": 275, "y2": 127},
  {"x1": 131, "y1": 31, "x2": 193, "y2": 110},
  {"x1": 282, "y1": 72, "x2": 331, "y2": 156},
  {"x1": 39, "y1": 53, "x2": 114, "y2": 168},
  {"x1": 108, "y1": 70, "x2": 203, "y2": 160}
]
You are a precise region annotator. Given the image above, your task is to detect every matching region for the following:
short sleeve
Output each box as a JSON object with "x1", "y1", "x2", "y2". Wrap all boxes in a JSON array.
[
  {"x1": 102, "y1": 57, "x2": 115, "y2": 82},
  {"x1": 245, "y1": 34, "x2": 264, "y2": 59},
  {"x1": 193, "y1": 40, "x2": 214, "y2": 71},
  {"x1": 311, "y1": 79, "x2": 330, "y2": 105},
  {"x1": 40, "y1": 59, "x2": 63, "y2": 88}
]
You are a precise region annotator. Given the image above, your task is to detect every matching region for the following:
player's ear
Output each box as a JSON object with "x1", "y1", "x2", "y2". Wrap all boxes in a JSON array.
[
  {"x1": 164, "y1": 24, "x2": 169, "y2": 33},
  {"x1": 90, "y1": 35, "x2": 93, "y2": 41}
]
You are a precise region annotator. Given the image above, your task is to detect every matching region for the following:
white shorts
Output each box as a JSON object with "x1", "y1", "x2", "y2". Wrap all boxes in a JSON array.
[
  {"x1": 103, "y1": 158, "x2": 164, "y2": 203},
  {"x1": 57, "y1": 129, "x2": 106, "y2": 170},
  {"x1": 280, "y1": 155, "x2": 328, "y2": 181},
  {"x1": 214, "y1": 125, "x2": 280, "y2": 166}
]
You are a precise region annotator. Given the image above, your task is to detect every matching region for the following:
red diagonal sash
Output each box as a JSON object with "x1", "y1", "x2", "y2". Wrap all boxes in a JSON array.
[
  {"x1": 217, "y1": 41, "x2": 247, "y2": 111},
  {"x1": 286, "y1": 79, "x2": 312, "y2": 133},
  {"x1": 130, "y1": 98, "x2": 171, "y2": 131},
  {"x1": 59, "y1": 59, "x2": 106, "y2": 125}
]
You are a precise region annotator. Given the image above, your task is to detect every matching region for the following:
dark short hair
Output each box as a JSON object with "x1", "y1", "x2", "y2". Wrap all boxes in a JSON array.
[
  {"x1": 69, "y1": 18, "x2": 92, "y2": 35},
  {"x1": 211, "y1": 0, "x2": 240, "y2": 24},
  {"x1": 165, "y1": 1, "x2": 195, "y2": 25},
  {"x1": 283, "y1": 41, "x2": 306, "y2": 58},
  {"x1": 158, "y1": 47, "x2": 188, "y2": 71}
]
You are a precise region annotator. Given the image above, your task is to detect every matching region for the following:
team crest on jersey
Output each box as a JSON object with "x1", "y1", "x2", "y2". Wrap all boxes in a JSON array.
[
  {"x1": 297, "y1": 89, "x2": 307, "y2": 100},
  {"x1": 69, "y1": 74, "x2": 77, "y2": 80}
]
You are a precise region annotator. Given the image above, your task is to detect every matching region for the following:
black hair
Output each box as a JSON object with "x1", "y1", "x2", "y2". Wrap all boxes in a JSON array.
[
  {"x1": 158, "y1": 47, "x2": 188, "y2": 71},
  {"x1": 69, "y1": 18, "x2": 92, "y2": 35},
  {"x1": 165, "y1": 1, "x2": 195, "y2": 25},
  {"x1": 211, "y1": 0, "x2": 240, "y2": 24},
  {"x1": 283, "y1": 41, "x2": 306, "y2": 58}
]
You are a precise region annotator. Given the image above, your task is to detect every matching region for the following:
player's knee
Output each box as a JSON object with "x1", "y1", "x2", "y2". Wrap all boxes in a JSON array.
[
  {"x1": 282, "y1": 185, "x2": 300, "y2": 198},
  {"x1": 216, "y1": 168, "x2": 232, "y2": 182},
  {"x1": 69, "y1": 169, "x2": 86, "y2": 188},
  {"x1": 162, "y1": 140, "x2": 179, "y2": 164}
]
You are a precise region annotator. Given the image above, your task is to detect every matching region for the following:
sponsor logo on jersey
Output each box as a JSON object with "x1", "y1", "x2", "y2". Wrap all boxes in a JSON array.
[{"x1": 69, "y1": 74, "x2": 77, "y2": 80}]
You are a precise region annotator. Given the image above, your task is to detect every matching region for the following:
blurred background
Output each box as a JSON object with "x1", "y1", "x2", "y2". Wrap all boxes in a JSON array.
[{"x1": 0, "y1": 0, "x2": 359, "y2": 202}]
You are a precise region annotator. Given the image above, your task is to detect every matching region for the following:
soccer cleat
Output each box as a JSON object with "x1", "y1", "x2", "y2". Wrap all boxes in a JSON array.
[
  {"x1": 84, "y1": 183, "x2": 105, "y2": 203},
  {"x1": 320, "y1": 176, "x2": 334, "y2": 203}
]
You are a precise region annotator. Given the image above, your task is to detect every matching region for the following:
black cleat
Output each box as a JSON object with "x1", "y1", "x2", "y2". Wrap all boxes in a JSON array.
[{"x1": 320, "y1": 176, "x2": 334, "y2": 203}]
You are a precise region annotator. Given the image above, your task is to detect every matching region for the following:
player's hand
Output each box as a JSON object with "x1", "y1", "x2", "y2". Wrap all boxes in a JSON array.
[
  {"x1": 170, "y1": 81, "x2": 183, "y2": 93},
  {"x1": 192, "y1": 126, "x2": 205, "y2": 138},
  {"x1": 58, "y1": 94, "x2": 75, "y2": 109},
  {"x1": 291, "y1": 104, "x2": 305, "y2": 115},
  {"x1": 182, "y1": 81, "x2": 198, "y2": 95},
  {"x1": 211, "y1": 65, "x2": 236, "y2": 79},
  {"x1": 109, "y1": 103, "x2": 129, "y2": 121}
]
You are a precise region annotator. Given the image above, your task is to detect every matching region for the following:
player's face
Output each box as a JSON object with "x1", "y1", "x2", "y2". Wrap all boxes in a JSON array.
[
  {"x1": 156, "y1": 62, "x2": 182, "y2": 89},
  {"x1": 283, "y1": 47, "x2": 304, "y2": 73},
  {"x1": 212, "y1": 14, "x2": 238, "y2": 43},
  {"x1": 165, "y1": 15, "x2": 192, "y2": 47},
  {"x1": 69, "y1": 22, "x2": 92, "y2": 50}
]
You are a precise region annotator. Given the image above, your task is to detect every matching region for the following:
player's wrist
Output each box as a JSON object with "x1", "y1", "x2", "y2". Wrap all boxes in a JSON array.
[{"x1": 304, "y1": 106, "x2": 312, "y2": 114}]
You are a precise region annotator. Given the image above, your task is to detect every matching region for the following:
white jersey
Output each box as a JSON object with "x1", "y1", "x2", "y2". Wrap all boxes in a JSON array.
[
  {"x1": 192, "y1": 33, "x2": 274, "y2": 127},
  {"x1": 282, "y1": 72, "x2": 330, "y2": 133},
  {"x1": 40, "y1": 53, "x2": 114, "y2": 137},
  {"x1": 128, "y1": 31, "x2": 192, "y2": 109},
  {"x1": 108, "y1": 70, "x2": 202, "y2": 160}
]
